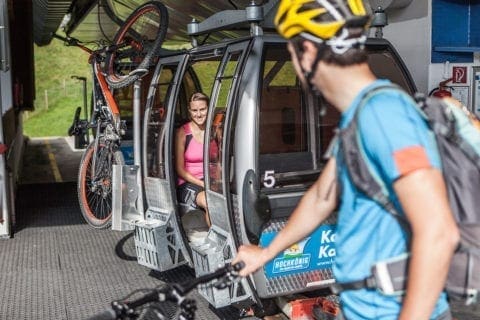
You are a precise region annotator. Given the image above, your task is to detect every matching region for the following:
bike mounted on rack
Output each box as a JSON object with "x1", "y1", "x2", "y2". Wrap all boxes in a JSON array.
[{"x1": 53, "y1": 1, "x2": 169, "y2": 229}]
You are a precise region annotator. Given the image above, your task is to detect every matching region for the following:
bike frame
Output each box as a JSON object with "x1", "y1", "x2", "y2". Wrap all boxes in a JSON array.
[
  {"x1": 52, "y1": 33, "x2": 126, "y2": 209},
  {"x1": 92, "y1": 62, "x2": 121, "y2": 126},
  {"x1": 89, "y1": 60, "x2": 122, "y2": 180},
  {"x1": 52, "y1": 34, "x2": 122, "y2": 133},
  {"x1": 66, "y1": 39, "x2": 123, "y2": 181}
]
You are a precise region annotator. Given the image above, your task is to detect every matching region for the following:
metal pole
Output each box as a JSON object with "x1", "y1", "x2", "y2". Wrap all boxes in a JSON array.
[
  {"x1": 71, "y1": 76, "x2": 87, "y2": 118},
  {"x1": 82, "y1": 79, "x2": 87, "y2": 120},
  {"x1": 82, "y1": 78, "x2": 89, "y2": 144},
  {"x1": 71, "y1": 76, "x2": 89, "y2": 145},
  {"x1": 133, "y1": 80, "x2": 144, "y2": 214}
]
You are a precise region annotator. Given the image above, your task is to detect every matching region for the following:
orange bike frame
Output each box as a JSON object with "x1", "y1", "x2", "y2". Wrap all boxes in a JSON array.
[{"x1": 77, "y1": 43, "x2": 120, "y2": 120}]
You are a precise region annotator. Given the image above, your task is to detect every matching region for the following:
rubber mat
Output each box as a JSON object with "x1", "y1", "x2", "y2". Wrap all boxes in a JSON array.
[{"x1": 0, "y1": 182, "x2": 243, "y2": 320}]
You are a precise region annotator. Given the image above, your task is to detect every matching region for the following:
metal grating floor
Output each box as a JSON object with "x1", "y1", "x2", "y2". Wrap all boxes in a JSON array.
[
  {"x1": 4, "y1": 138, "x2": 478, "y2": 320},
  {"x1": 0, "y1": 181, "x2": 241, "y2": 320}
]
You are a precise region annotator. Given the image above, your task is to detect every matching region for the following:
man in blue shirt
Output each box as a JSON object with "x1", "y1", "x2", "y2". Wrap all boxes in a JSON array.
[{"x1": 233, "y1": 0, "x2": 459, "y2": 319}]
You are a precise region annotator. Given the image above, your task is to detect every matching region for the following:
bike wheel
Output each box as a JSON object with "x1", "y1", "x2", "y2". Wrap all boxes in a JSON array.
[
  {"x1": 105, "y1": 1, "x2": 168, "y2": 89},
  {"x1": 78, "y1": 140, "x2": 125, "y2": 229}
]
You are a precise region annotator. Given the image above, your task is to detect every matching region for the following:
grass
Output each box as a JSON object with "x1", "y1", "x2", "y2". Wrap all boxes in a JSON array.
[
  {"x1": 25, "y1": 39, "x2": 190, "y2": 138},
  {"x1": 24, "y1": 39, "x2": 91, "y2": 137}
]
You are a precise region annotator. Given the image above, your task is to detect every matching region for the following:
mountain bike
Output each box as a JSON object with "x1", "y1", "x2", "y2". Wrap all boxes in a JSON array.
[
  {"x1": 86, "y1": 262, "x2": 245, "y2": 320},
  {"x1": 53, "y1": 1, "x2": 168, "y2": 228}
]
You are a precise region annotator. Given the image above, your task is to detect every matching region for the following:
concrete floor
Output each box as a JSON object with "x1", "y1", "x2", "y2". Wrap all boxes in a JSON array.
[{"x1": 19, "y1": 136, "x2": 84, "y2": 184}]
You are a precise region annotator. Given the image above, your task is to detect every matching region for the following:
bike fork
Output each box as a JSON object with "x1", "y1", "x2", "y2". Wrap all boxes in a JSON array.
[{"x1": 91, "y1": 120, "x2": 102, "y2": 180}]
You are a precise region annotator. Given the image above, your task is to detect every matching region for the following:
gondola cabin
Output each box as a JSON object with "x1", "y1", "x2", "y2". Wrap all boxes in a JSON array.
[{"x1": 112, "y1": 2, "x2": 416, "y2": 312}]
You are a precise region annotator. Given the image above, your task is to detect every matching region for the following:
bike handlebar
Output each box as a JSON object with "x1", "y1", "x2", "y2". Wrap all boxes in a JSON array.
[
  {"x1": 177, "y1": 261, "x2": 244, "y2": 295},
  {"x1": 52, "y1": 32, "x2": 135, "y2": 57},
  {"x1": 51, "y1": 33, "x2": 93, "y2": 54},
  {"x1": 86, "y1": 262, "x2": 245, "y2": 320},
  {"x1": 51, "y1": 32, "x2": 78, "y2": 45}
]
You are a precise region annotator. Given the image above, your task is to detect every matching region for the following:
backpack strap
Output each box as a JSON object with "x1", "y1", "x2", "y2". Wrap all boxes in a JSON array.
[
  {"x1": 339, "y1": 84, "x2": 411, "y2": 233},
  {"x1": 185, "y1": 134, "x2": 193, "y2": 151},
  {"x1": 333, "y1": 84, "x2": 415, "y2": 294},
  {"x1": 330, "y1": 276, "x2": 377, "y2": 294},
  {"x1": 183, "y1": 123, "x2": 193, "y2": 151}
]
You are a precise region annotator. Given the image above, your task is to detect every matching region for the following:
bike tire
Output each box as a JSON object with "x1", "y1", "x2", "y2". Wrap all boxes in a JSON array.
[
  {"x1": 78, "y1": 140, "x2": 125, "y2": 229},
  {"x1": 105, "y1": 1, "x2": 169, "y2": 89}
]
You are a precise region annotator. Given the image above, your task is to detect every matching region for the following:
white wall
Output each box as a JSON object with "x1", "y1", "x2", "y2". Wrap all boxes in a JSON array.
[
  {"x1": 378, "y1": 0, "x2": 479, "y2": 112},
  {"x1": 370, "y1": 0, "x2": 430, "y2": 94}
]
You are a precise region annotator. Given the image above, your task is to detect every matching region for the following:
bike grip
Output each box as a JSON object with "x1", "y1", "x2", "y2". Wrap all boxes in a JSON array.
[
  {"x1": 86, "y1": 308, "x2": 117, "y2": 320},
  {"x1": 232, "y1": 261, "x2": 246, "y2": 272}
]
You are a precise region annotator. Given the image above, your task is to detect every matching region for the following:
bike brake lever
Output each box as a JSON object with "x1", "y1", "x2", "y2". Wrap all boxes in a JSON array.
[{"x1": 51, "y1": 33, "x2": 79, "y2": 46}]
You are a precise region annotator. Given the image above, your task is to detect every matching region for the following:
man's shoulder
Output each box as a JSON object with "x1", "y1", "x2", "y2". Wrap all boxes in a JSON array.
[
  {"x1": 358, "y1": 88, "x2": 419, "y2": 128},
  {"x1": 365, "y1": 86, "x2": 413, "y2": 108}
]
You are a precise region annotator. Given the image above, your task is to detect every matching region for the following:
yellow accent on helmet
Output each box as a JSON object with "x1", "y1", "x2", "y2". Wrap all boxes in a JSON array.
[
  {"x1": 348, "y1": 0, "x2": 367, "y2": 15},
  {"x1": 274, "y1": 0, "x2": 369, "y2": 41}
]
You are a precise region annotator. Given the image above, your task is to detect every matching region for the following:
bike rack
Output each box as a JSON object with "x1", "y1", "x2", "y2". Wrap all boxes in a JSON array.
[
  {"x1": 112, "y1": 79, "x2": 145, "y2": 231},
  {"x1": 111, "y1": 165, "x2": 139, "y2": 231}
]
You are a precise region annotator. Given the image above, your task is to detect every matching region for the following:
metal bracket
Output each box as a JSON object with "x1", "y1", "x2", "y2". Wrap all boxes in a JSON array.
[{"x1": 187, "y1": 1, "x2": 278, "y2": 46}]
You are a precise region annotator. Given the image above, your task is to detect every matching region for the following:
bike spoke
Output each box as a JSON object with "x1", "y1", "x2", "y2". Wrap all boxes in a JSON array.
[{"x1": 78, "y1": 141, "x2": 122, "y2": 228}]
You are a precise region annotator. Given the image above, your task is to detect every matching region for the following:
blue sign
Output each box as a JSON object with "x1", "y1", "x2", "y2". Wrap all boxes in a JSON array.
[
  {"x1": 260, "y1": 224, "x2": 336, "y2": 278},
  {"x1": 120, "y1": 141, "x2": 134, "y2": 165}
]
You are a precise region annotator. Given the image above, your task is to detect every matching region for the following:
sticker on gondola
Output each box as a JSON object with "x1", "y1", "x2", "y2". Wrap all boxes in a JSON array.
[
  {"x1": 260, "y1": 224, "x2": 336, "y2": 278},
  {"x1": 271, "y1": 238, "x2": 311, "y2": 273}
]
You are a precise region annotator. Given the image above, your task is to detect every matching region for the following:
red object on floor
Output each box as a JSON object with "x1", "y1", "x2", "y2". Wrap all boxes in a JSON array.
[{"x1": 290, "y1": 297, "x2": 339, "y2": 320}]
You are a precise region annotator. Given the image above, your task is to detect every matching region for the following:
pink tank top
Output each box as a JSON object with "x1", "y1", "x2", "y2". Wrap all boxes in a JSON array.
[{"x1": 178, "y1": 122, "x2": 204, "y2": 185}]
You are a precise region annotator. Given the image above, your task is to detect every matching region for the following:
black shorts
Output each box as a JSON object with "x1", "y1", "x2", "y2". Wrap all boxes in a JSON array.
[{"x1": 177, "y1": 182, "x2": 204, "y2": 209}]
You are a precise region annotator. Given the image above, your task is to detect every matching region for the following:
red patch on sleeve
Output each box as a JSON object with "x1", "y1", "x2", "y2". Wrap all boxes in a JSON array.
[{"x1": 393, "y1": 146, "x2": 431, "y2": 176}]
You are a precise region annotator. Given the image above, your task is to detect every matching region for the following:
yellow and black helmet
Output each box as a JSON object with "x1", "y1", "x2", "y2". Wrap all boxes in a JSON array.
[{"x1": 275, "y1": 0, "x2": 370, "y2": 43}]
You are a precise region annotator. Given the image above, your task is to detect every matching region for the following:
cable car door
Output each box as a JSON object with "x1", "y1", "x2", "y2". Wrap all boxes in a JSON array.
[
  {"x1": 239, "y1": 40, "x2": 337, "y2": 298},
  {"x1": 135, "y1": 53, "x2": 191, "y2": 272},
  {"x1": 193, "y1": 41, "x2": 254, "y2": 308}
]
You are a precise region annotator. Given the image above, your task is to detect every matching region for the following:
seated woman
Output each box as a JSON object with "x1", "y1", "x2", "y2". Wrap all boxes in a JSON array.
[{"x1": 175, "y1": 92, "x2": 211, "y2": 226}]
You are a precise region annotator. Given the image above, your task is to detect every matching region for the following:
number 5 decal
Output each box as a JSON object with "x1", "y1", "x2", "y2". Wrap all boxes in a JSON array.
[{"x1": 263, "y1": 170, "x2": 276, "y2": 188}]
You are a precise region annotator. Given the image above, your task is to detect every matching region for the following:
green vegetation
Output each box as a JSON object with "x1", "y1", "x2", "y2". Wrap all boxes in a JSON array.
[
  {"x1": 25, "y1": 40, "x2": 190, "y2": 137},
  {"x1": 24, "y1": 40, "x2": 91, "y2": 137}
]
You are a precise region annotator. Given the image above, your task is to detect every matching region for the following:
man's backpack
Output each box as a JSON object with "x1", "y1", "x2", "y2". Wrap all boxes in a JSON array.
[{"x1": 334, "y1": 84, "x2": 480, "y2": 305}]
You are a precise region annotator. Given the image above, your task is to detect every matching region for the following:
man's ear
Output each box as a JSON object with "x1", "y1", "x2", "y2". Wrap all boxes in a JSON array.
[{"x1": 300, "y1": 41, "x2": 318, "y2": 73}]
